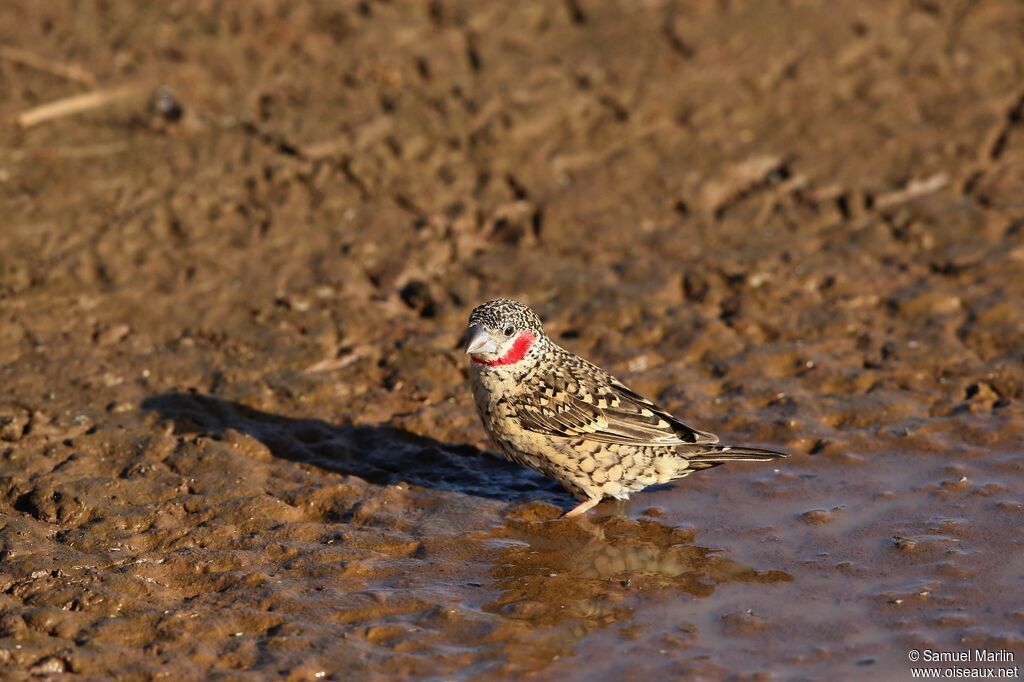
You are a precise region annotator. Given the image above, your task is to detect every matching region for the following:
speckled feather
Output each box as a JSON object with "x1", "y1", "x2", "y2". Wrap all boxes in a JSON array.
[{"x1": 467, "y1": 299, "x2": 787, "y2": 516}]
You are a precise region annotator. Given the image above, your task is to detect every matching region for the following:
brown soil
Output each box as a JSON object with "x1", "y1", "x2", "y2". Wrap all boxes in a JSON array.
[{"x1": 2, "y1": 1, "x2": 1023, "y2": 680}]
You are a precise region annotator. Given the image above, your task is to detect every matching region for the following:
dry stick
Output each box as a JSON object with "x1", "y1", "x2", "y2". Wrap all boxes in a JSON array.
[
  {"x1": 16, "y1": 86, "x2": 142, "y2": 128},
  {"x1": 873, "y1": 173, "x2": 949, "y2": 210},
  {"x1": 0, "y1": 45, "x2": 97, "y2": 87}
]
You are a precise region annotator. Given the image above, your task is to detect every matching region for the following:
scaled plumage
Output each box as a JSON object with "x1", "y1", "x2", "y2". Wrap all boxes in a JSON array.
[{"x1": 465, "y1": 299, "x2": 787, "y2": 517}]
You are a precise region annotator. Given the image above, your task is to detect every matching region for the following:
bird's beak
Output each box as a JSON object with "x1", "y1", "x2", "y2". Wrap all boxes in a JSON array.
[{"x1": 465, "y1": 324, "x2": 500, "y2": 355}]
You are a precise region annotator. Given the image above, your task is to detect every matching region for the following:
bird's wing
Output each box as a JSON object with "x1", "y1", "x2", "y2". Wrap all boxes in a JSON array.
[{"x1": 514, "y1": 357, "x2": 719, "y2": 447}]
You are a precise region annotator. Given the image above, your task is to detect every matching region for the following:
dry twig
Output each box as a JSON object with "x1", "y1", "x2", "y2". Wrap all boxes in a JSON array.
[
  {"x1": 16, "y1": 86, "x2": 141, "y2": 128},
  {"x1": 0, "y1": 45, "x2": 97, "y2": 87},
  {"x1": 874, "y1": 173, "x2": 949, "y2": 210}
]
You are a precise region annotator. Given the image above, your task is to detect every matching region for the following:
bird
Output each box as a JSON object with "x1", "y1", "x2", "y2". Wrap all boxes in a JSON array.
[{"x1": 464, "y1": 299, "x2": 787, "y2": 517}]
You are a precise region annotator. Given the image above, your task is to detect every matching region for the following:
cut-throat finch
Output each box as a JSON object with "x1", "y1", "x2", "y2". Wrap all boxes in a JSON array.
[{"x1": 465, "y1": 299, "x2": 787, "y2": 517}]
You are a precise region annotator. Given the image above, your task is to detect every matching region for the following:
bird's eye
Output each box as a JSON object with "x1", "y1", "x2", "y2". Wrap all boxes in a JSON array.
[{"x1": 503, "y1": 326, "x2": 515, "y2": 337}]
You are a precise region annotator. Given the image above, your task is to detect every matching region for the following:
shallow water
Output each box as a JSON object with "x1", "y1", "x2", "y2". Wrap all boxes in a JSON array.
[{"x1": 2, "y1": 0, "x2": 1023, "y2": 679}]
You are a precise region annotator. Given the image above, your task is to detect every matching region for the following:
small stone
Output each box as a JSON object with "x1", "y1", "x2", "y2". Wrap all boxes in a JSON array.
[
  {"x1": 800, "y1": 509, "x2": 833, "y2": 524},
  {"x1": 964, "y1": 382, "x2": 1001, "y2": 406},
  {"x1": 153, "y1": 86, "x2": 183, "y2": 122},
  {"x1": 893, "y1": 536, "x2": 918, "y2": 552},
  {"x1": 0, "y1": 406, "x2": 30, "y2": 442},
  {"x1": 29, "y1": 656, "x2": 68, "y2": 675},
  {"x1": 95, "y1": 323, "x2": 131, "y2": 345}
]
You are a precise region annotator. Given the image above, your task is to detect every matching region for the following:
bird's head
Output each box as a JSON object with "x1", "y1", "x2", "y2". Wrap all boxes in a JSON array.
[{"x1": 465, "y1": 299, "x2": 547, "y2": 371}]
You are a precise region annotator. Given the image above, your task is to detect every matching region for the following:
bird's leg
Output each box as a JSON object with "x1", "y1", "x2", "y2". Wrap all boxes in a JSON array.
[{"x1": 563, "y1": 497, "x2": 601, "y2": 518}]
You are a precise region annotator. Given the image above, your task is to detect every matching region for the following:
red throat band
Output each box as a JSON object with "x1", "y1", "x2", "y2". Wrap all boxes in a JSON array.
[{"x1": 472, "y1": 330, "x2": 535, "y2": 366}]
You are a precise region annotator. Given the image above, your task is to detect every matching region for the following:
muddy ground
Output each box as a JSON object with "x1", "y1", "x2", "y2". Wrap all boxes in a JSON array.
[{"x1": 1, "y1": 1, "x2": 1023, "y2": 680}]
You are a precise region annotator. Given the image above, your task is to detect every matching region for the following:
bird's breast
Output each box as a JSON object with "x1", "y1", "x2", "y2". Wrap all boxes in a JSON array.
[{"x1": 470, "y1": 366, "x2": 522, "y2": 436}]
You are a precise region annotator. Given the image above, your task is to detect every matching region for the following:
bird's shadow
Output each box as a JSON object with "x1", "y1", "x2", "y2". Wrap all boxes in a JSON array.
[{"x1": 141, "y1": 392, "x2": 567, "y2": 504}]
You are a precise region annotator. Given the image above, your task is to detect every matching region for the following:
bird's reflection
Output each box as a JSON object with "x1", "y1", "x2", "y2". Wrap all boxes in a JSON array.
[{"x1": 486, "y1": 508, "x2": 791, "y2": 631}]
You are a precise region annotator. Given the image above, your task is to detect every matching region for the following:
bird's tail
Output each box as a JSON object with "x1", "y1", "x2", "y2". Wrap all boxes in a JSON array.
[{"x1": 686, "y1": 444, "x2": 788, "y2": 463}]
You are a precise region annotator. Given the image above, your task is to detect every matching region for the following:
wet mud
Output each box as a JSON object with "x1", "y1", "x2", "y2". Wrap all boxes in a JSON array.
[{"x1": 1, "y1": 1, "x2": 1023, "y2": 679}]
